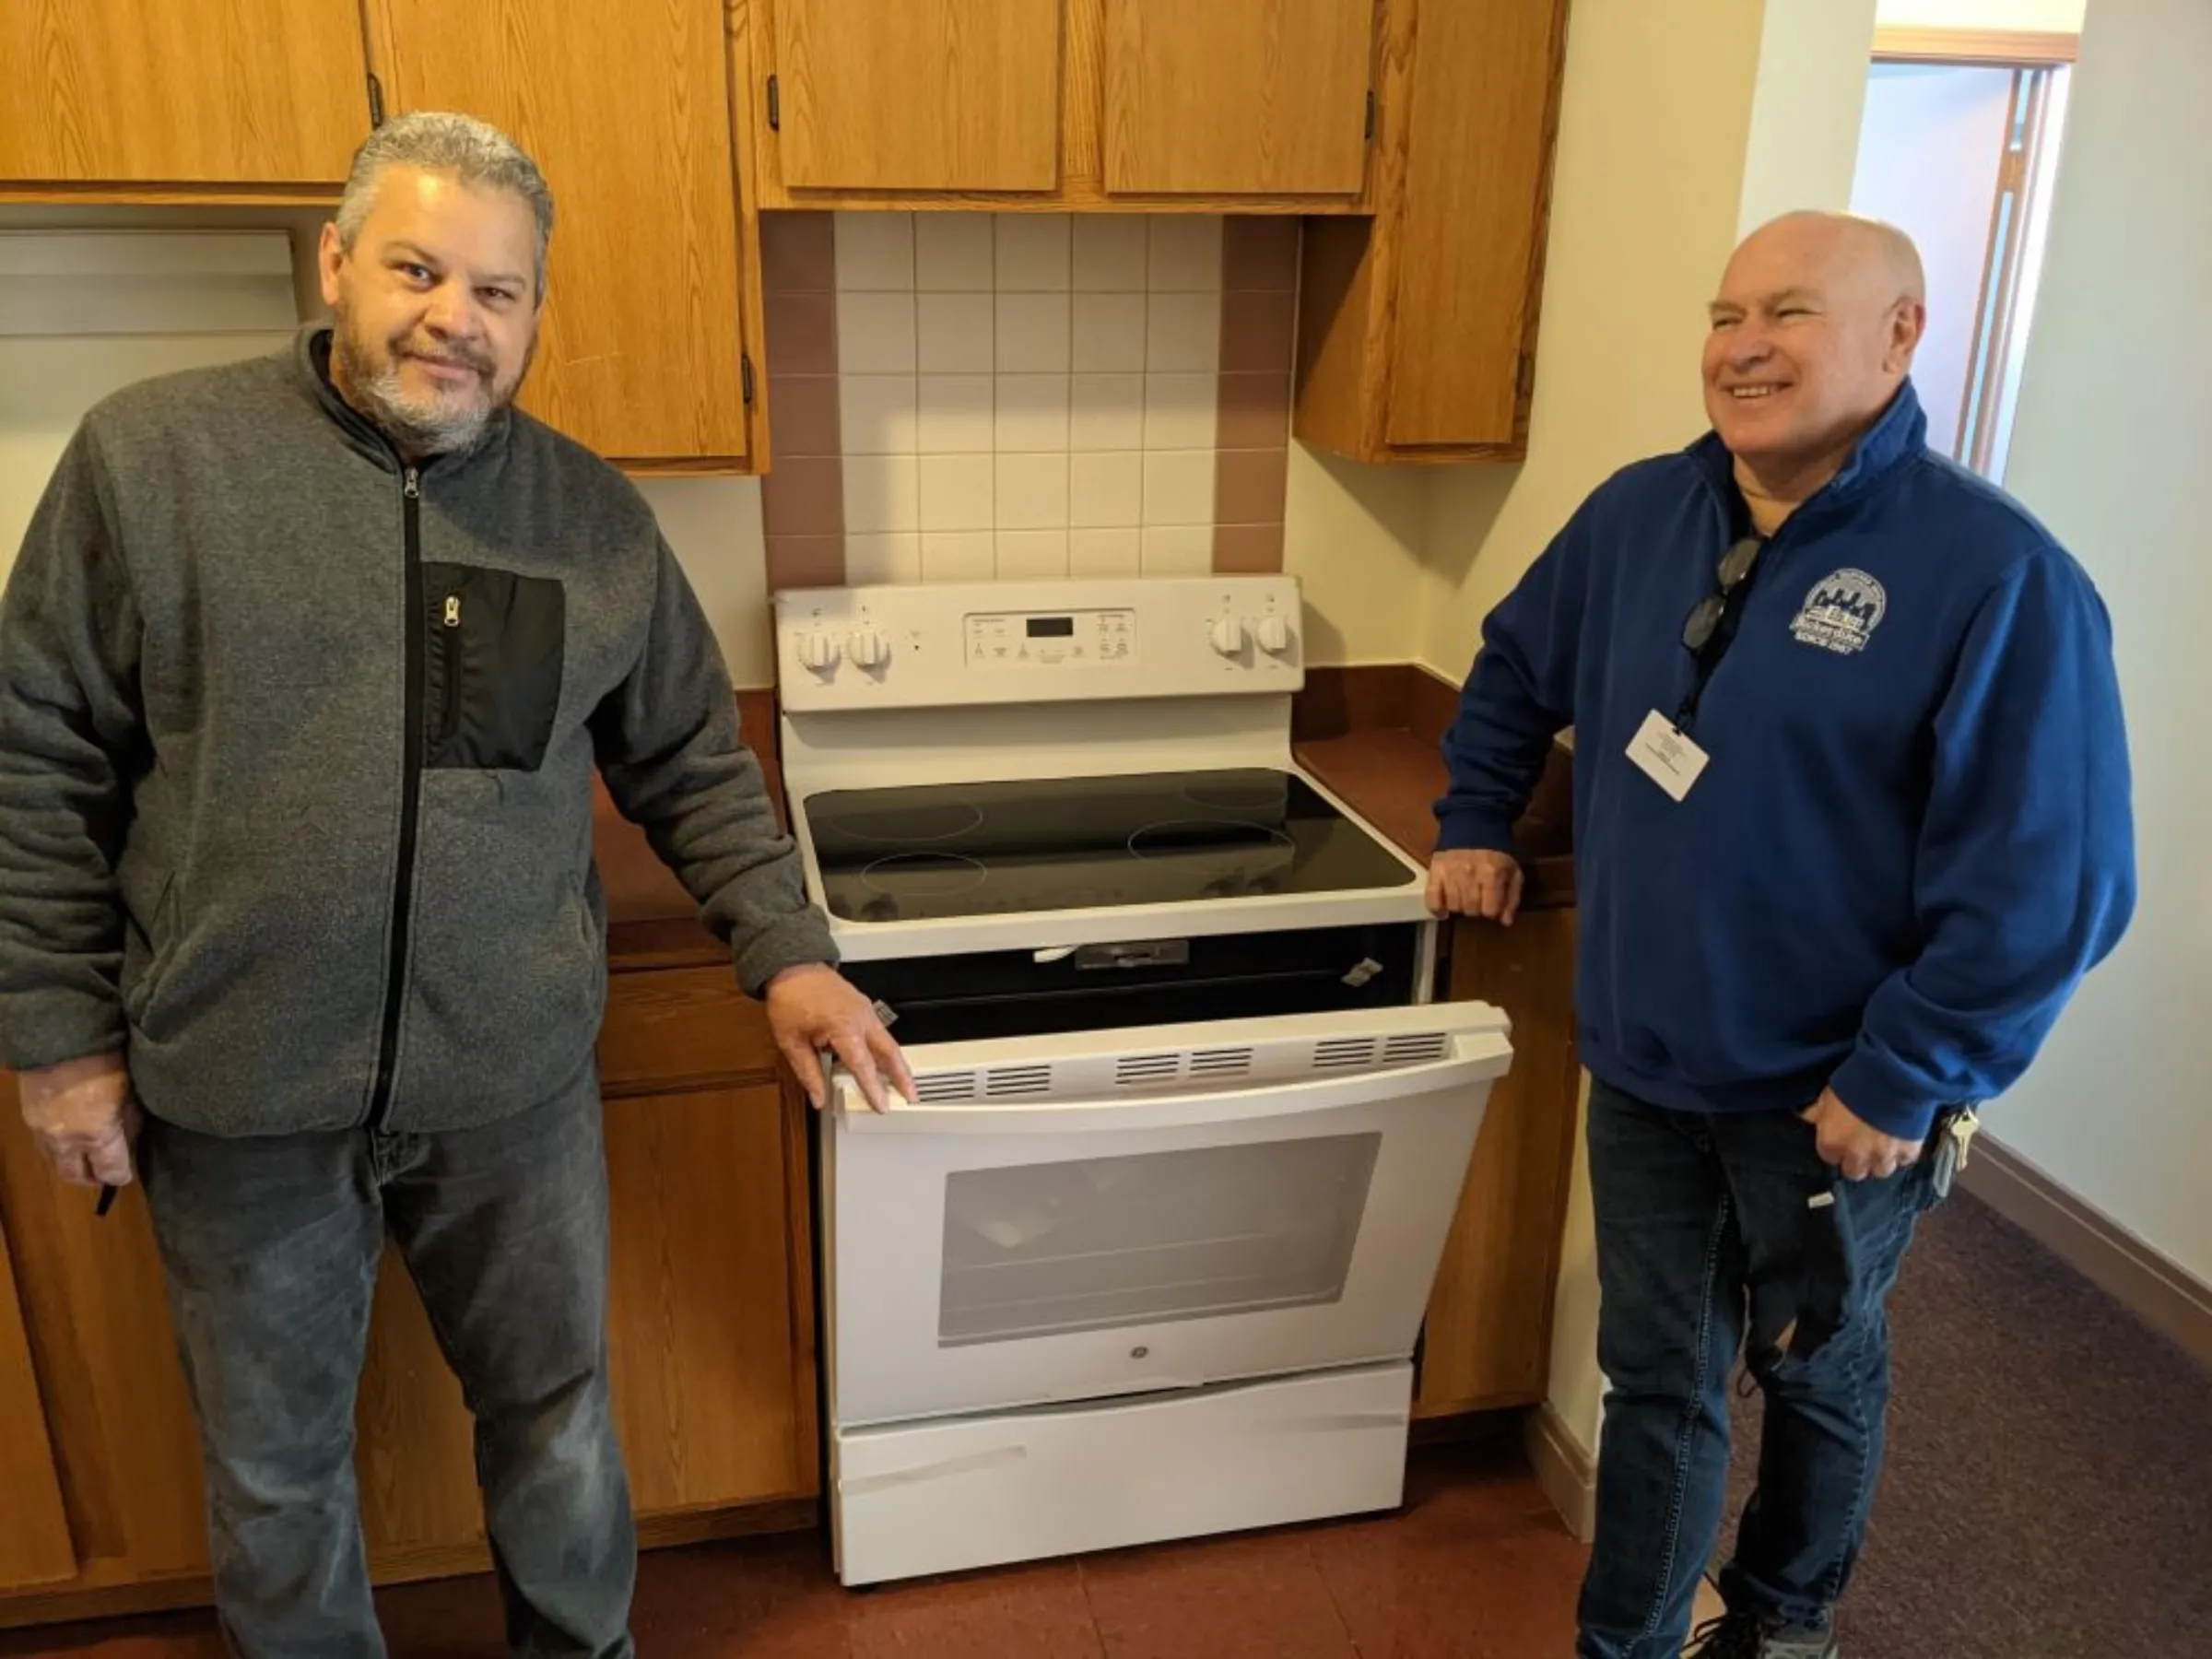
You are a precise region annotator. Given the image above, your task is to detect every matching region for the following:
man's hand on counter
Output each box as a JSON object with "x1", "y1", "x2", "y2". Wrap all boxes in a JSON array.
[
  {"x1": 19, "y1": 1050, "x2": 142, "y2": 1187},
  {"x1": 765, "y1": 962, "x2": 916, "y2": 1113},
  {"x1": 1426, "y1": 848, "x2": 1524, "y2": 926}
]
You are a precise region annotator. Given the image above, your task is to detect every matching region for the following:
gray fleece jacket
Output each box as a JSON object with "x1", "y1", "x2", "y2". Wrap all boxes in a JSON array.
[{"x1": 0, "y1": 324, "x2": 835, "y2": 1135}]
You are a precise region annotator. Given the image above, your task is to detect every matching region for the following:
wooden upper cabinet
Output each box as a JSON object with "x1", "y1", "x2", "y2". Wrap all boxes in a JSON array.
[
  {"x1": 1383, "y1": 0, "x2": 1560, "y2": 447},
  {"x1": 361, "y1": 0, "x2": 754, "y2": 467},
  {"x1": 767, "y1": 0, "x2": 1064, "y2": 193},
  {"x1": 1102, "y1": 0, "x2": 1375, "y2": 196},
  {"x1": 1294, "y1": 0, "x2": 1569, "y2": 463},
  {"x1": 0, "y1": 0, "x2": 367, "y2": 189}
]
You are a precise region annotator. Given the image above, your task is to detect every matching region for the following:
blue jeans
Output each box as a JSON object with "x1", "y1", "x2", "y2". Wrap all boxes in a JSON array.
[
  {"x1": 1576, "y1": 1079, "x2": 1945, "y2": 1659},
  {"x1": 140, "y1": 1065, "x2": 635, "y2": 1659}
]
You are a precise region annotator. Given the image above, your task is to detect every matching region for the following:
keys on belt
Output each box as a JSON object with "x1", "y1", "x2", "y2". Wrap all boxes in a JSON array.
[{"x1": 1928, "y1": 1106, "x2": 1981, "y2": 1199}]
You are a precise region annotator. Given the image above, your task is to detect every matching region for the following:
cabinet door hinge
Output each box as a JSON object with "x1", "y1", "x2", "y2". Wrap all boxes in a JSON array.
[
  {"x1": 1364, "y1": 88, "x2": 1376, "y2": 142},
  {"x1": 766, "y1": 74, "x2": 781, "y2": 132},
  {"x1": 367, "y1": 72, "x2": 386, "y2": 127},
  {"x1": 741, "y1": 352, "x2": 757, "y2": 406},
  {"x1": 1516, "y1": 350, "x2": 1535, "y2": 404}
]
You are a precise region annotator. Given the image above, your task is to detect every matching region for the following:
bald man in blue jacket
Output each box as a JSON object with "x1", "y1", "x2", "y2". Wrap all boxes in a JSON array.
[{"x1": 1430, "y1": 212, "x2": 2135, "y2": 1659}]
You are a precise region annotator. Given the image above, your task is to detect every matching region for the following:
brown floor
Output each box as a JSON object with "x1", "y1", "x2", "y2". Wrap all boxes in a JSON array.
[{"x1": 3, "y1": 1437, "x2": 1607, "y2": 1658}]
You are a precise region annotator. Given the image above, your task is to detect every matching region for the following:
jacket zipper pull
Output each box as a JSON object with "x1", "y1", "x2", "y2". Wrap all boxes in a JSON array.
[
  {"x1": 403, "y1": 466, "x2": 420, "y2": 500},
  {"x1": 443, "y1": 595, "x2": 461, "y2": 627}
]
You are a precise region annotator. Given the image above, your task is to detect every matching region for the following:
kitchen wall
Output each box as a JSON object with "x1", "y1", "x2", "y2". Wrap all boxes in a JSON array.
[
  {"x1": 754, "y1": 211, "x2": 1300, "y2": 591},
  {"x1": 1968, "y1": 0, "x2": 2212, "y2": 1284},
  {"x1": 1875, "y1": 0, "x2": 2085, "y2": 28}
]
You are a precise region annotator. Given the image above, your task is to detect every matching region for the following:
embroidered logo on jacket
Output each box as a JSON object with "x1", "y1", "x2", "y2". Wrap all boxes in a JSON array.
[{"x1": 1790, "y1": 569, "x2": 1887, "y2": 655}]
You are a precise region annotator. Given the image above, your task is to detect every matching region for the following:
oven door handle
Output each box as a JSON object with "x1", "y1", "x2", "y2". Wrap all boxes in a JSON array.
[{"x1": 837, "y1": 1036, "x2": 1509, "y2": 1135}]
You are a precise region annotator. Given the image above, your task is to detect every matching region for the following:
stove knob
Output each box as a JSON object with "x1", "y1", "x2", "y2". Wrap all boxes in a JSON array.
[
  {"x1": 848, "y1": 626, "x2": 889, "y2": 669},
  {"x1": 795, "y1": 629, "x2": 841, "y2": 672},
  {"x1": 1255, "y1": 615, "x2": 1292, "y2": 654},
  {"x1": 1209, "y1": 616, "x2": 1246, "y2": 656}
]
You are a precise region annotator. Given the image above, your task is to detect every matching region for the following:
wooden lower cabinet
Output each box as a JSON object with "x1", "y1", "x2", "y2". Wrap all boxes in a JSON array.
[
  {"x1": 0, "y1": 1219, "x2": 76, "y2": 1591},
  {"x1": 1414, "y1": 906, "x2": 1582, "y2": 1418},
  {"x1": 0, "y1": 965, "x2": 818, "y2": 1627}
]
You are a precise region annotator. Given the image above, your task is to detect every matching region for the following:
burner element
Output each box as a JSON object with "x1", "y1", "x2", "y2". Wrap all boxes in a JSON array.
[
  {"x1": 860, "y1": 852, "x2": 990, "y2": 898},
  {"x1": 826, "y1": 803, "x2": 984, "y2": 844},
  {"x1": 1127, "y1": 820, "x2": 1296, "y2": 861},
  {"x1": 1180, "y1": 777, "x2": 1291, "y2": 814}
]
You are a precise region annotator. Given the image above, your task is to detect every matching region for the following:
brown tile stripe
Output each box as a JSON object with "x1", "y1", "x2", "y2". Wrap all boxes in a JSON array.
[
  {"x1": 1213, "y1": 217, "x2": 1298, "y2": 574},
  {"x1": 1213, "y1": 524, "x2": 1287, "y2": 573},
  {"x1": 759, "y1": 213, "x2": 844, "y2": 592},
  {"x1": 1215, "y1": 448, "x2": 1289, "y2": 525}
]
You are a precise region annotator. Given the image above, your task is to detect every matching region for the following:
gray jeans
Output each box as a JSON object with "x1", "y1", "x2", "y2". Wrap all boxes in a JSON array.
[{"x1": 140, "y1": 1065, "x2": 635, "y2": 1658}]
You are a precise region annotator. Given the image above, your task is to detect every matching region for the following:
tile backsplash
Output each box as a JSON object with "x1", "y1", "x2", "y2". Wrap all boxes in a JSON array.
[{"x1": 759, "y1": 211, "x2": 1299, "y2": 591}]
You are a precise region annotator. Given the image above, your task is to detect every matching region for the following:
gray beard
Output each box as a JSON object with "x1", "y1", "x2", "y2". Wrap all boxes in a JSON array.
[{"x1": 332, "y1": 328, "x2": 515, "y2": 457}]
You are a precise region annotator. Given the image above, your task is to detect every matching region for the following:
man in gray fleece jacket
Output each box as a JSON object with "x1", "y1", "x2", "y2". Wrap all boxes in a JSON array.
[{"x1": 0, "y1": 112, "x2": 906, "y2": 1657}]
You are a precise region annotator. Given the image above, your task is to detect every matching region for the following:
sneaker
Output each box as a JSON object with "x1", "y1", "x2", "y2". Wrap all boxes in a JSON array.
[{"x1": 1685, "y1": 1610, "x2": 1840, "y2": 1658}]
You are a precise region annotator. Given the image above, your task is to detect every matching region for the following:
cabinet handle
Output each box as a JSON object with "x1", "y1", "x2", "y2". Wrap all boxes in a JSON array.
[
  {"x1": 367, "y1": 72, "x2": 386, "y2": 128},
  {"x1": 766, "y1": 73, "x2": 781, "y2": 132}
]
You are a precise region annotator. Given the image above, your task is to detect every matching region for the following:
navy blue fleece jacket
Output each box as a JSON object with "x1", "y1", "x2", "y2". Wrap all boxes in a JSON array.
[{"x1": 1436, "y1": 383, "x2": 2136, "y2": 1141}]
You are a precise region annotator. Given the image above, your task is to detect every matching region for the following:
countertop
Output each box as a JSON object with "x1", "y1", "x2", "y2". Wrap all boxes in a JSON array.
[{"x1": 596, "y1": 668, "x2": 1578, "y2": 970}]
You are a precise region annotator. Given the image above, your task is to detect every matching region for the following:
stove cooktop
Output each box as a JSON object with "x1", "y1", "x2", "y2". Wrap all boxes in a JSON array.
[{"x1": 802, "y1": 768, "x2": 1414, "y2": 924}]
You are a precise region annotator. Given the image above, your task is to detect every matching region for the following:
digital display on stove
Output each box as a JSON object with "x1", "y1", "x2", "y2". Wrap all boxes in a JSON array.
[
  {"x1": 804, "y1": 768, "x2": 1415, "y2": 924},
  {"x1": 1026, "y1": 617, "x2": 1075, "y2": 638}
]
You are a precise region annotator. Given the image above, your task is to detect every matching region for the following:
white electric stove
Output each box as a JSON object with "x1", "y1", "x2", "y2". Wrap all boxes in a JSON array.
[{"x1": 772, "y1": 576, "x2": 1513, "y2": 1586}]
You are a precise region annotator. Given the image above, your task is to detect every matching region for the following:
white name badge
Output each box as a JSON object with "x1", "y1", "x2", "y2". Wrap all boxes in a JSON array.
[{"x1": 1628, "y1": 710, "x2": 1709, "y2": 802}]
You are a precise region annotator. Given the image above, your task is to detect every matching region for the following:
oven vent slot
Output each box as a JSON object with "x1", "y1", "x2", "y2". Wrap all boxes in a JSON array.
[
  {"x1": 1312, "y1": 1037, "x2": 1380, "y2": 1070},
  {"x1": 1114, "y1": 1053, "x2": 1182, "y2": 1087},
  {"x1": 1382, "y1": 1031, "x2": 1450, "y2": 1065},
  {"x1": 912, "y1": 1071, "x2": 979, "y2": 1102},
  {"x1": 1188, "y1": 1047, "x2": 1253, "y2": 1077},
  {"x1": 984, "y1": 1064, "x2": 1053, "y2": 1098}
]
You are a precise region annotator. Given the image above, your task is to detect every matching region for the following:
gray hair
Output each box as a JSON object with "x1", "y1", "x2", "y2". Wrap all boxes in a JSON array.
[{"x1": 335, "y1": 112, "x2": 556, "y2": 299}]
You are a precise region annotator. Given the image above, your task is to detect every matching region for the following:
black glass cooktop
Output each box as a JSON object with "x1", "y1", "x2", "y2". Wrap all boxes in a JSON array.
[{"x1": 805, "y1": 769, "x2": 1413, "y2": 924}]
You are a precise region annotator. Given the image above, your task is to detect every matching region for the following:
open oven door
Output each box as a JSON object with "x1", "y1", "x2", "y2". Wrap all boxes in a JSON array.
[{"x1": 822, "y1": 1001, "x2": 1512, "y2": 1428}]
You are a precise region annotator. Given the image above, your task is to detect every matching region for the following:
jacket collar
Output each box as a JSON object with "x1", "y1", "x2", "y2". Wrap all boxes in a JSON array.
[
  {"x1": 1689, "y1": 378, "x2": 1928, "y2": 522},
  {"x1": 288, "y1": 322, "x2": 513, "y2": 476}
]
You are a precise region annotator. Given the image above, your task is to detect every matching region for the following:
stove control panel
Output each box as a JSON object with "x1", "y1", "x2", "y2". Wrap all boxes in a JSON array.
[
  {"x1": 964, "y1": 607, "x2": 1135, "y2": 667},
  {"x1": 777, "y1": 577, "x2": 1301, "y2": 712}
]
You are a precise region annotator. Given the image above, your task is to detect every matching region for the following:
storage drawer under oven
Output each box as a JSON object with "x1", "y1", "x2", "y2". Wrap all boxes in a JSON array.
[{"x1": 839, "y1": 921, "x2": 1425, "y2": 1045}]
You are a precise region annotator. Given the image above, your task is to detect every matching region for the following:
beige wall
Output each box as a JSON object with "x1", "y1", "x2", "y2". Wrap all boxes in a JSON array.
[
  {"x1": 1281, "y1": 445, "x2": 1431, "y2": 665},
  {"x1": 1968, "y1": 0, "x2": 2212, "y2": 1282},
  {"x1": 1739, "y1": 0, "x2": 1880, "y2": 237},
  {"x1": 1417, "y1": 0, "x2": 1772, "y2": 682},
  {"x1": 1876, "y1": 0, "x2": 2084, "y2": 28}
]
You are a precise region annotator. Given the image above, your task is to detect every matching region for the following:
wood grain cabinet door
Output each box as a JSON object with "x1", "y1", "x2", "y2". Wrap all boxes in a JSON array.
[
  {"x1": 1415, "y1": 908, "x2": 1582, "y2": 1415},
  {"x1": 1102, "y1": 0, "x2": 1376, "y2": 196},
  {"x1": 767, "y1": 0, "x2": 1064, "y2": 192},
  {"x1": 603, "y1": 1081, "x2": 815, "y2": 1512},
  {"x1": 0, "y1": 1220, "x2": 74, "y2": 1590},
  {"x1": 0, "y1": 0, "x2": 368, "y2": 186},
  {"x1": 1381, "y1": 0, "x2": 1563, "y2": 448},
  {"x1": 362, "y1": 0, "x2": 754, "y2": 466}
]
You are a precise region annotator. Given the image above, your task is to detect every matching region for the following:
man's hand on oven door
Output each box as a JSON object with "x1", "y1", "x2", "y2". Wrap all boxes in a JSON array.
[{"x1": 764, "y1": 962, "x2": 916, "y2": 1112}]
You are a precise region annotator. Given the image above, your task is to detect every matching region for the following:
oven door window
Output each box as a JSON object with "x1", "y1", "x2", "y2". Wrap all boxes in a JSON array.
[{"x1": 939, "y1": 1134, "x2": 1381, "y2": 1347}]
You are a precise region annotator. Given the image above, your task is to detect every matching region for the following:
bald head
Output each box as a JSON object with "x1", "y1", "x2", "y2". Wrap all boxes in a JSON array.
[
  {"x1": 1736, "y1": 210, "x2": 1925, "y2": 307},
  {"x1": 1701, "y1": 209, "x2": 1930, "y2": 495}
]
